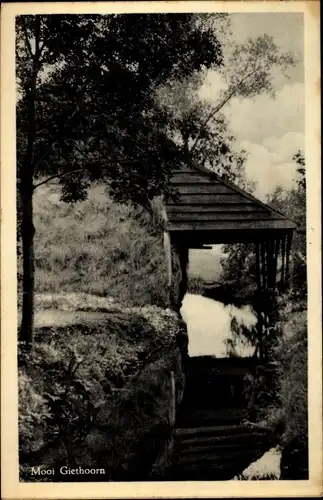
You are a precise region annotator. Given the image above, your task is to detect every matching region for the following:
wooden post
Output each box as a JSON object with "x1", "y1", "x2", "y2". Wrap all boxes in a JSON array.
[
  {"x1": 178, "y1": 245, "x2": 189, "y2": 308},
  {"x1": 168, "y1": 240, "x2": 188, "y2": 312},
  {"x1": 260, "y1": 242, "x2": 267, "y2": 290},
  {"x1": 255, "y1": 242, "x2": 261, "y2": 292},
  {"x1": 289, "y1": 232, "x2": 294, "y2": 290},
  {"x1": 285, "y1": 231, "x2": 293, "y2": 289},
  {"x1": 164, "y1": 232, "x2": 172, "y2": 288},
  {"x1": 281, "y1": 235, "x2": 286, "y2": 285},
  {"x1": 169, "y1": 371, "x2": 176, "y2": 427},
  {"x1": 273, "y1": 237, "x2": 280, "y2": 289},
  {"x1": 255, "y1": 242, "x2": 264, "y2": 361},
  {"x1": 266, "y1": 240, "x2": 273, "y2": 291}
]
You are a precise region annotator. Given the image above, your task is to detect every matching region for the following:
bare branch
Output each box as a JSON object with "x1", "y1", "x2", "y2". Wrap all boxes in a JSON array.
[
  {"x1": 190, "y1": 88, "x2": 236, "y2": 154},
  {"x1": 33, "y1": 167, "x2": 86, "y2": 190},
  {"x1": 190, "y1": 68, "x2": 259, "y2": 154}
]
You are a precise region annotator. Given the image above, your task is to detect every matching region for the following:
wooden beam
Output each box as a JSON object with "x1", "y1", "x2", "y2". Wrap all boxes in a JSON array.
[
  {"x1": 261, "y1": 242, "x2": 267, "y2": 290},
  {"x1": 273, "y1": 238, "x2": 280, "y2": 288},
  {"x1": 168, "y1": 212, "x2": 280, "y2": 222},
  {"x1": 168, "y1": 219, "x2": 297, "y2": 231},
  {"x1": 170, "y1": 228, "x2": 291, "y2": 246},
  {"x1": 267, "y1": 240, "x2": 275, "y2": 290},
  {"x1": 166, "y1": 203, "x2": 268, "y2": 214},
  {"x1": 285, "y1": 232, "x2": 293, "y2": 286},
  {"x1": 168, "y1": 194, "x2": 255, "y2": 204},
  {"x1": 255, "y1": 243, "x2": 261, "y2": 293},
  {"x1": 281, "y1": 236, "x2": 286, "y2": 283},
  {"x1": 189, "y1": 245, "x2": 213, "y2": 249},
  {"x1": 170, "y1": 173, "x2": 214, "y2": 183},
  {"x1": 172, "y1": 184, "x2": 234, "y2": 194},
  {"x1": 171, "y1": 168, "x2": 199, "y2": 175}
]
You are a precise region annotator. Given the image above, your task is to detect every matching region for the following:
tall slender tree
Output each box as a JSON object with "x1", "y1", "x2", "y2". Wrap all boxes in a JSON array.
[
  {"x1": 16, "y1": 14, "x2": 223, "y2": 343},
  {"x1": 156, "y1": 19, "x2": 296, "y2": 184}
]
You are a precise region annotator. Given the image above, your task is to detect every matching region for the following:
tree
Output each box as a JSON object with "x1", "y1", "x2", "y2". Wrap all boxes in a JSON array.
[
  {"x1": 156, "y1": 20, "x2": 296, "y2": 185},
  {"x1": 269, "y1": 151, "x2": 306, "y2": 299},
  {"x1": 221, "y1": 152, "x2": 306, "y2": 291},
  {"x1": 220, "y1": 151, "x2": 306, "y2": 357},
  {"x1": 16, "y1": 14, "x2": 223, "y2": 343},
  {"x1": 189, "y1": 32, "x2": 295, "y2": 152},
  {"x1": 155, "y1": 74, "x2": 250, "y2": 186}
]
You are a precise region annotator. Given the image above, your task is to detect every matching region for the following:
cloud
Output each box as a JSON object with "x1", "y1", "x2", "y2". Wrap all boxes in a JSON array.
[
  {"x1": 223, "y1": 82, "x2": 304, "y2": 199},
  {"x1": 262, "y1": 132, "x2": 305, "y2": 160},
  {"x1": 223, "y1": 82, "x2": 304, "y2": 144},
  {"x1": 241, "y1": 139, "x2": 301, "y2": 200},
  {"x1": 198, "y1": 69, "x2": 305, "y2": 200},
  {"x1": 198, "y1": 71, "x2": 227, "y2": 102}
]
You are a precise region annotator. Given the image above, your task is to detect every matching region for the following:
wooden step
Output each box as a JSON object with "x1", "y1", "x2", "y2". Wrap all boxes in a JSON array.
[
  {"x1": 175, "y1": 447, "x2": 268, "y2": 466},
  {"x1": 175, "y1": 437, "x2": 271, "y2": 455},
  {"x1": 176, "y1": 409, "x2": 247, "y2": 427},
  {"x1": 176, "y1": 431, "x2": 270, "y2": 447},
  {"x1": 174, "y1": 424, "x2": 268, "y2": 438}
]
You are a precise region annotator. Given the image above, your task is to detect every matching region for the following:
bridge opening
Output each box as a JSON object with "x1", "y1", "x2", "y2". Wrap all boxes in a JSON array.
[{"x1": 162, "y1": 161, "x2": 296, "y2": 480}]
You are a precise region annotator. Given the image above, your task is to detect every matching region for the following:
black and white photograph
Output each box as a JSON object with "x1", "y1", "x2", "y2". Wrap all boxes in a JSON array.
[{"x1": 1, "y1": 1, "x2": 322, "y2": 497}]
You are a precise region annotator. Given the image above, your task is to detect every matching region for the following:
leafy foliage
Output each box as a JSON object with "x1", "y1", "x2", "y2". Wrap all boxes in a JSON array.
[
  {"x1": 221, "y1": 152, "x2": 307, "y2": 474},
  {"x1": 19, "y1": 302, "x2": 187, "y2": 480},
  {"x1": 156, "y1": 77, "x2": 249, "y2": 185},
  {"x1": 268, "y1": 151, "x2": 306, "y2": 298},
  {"x1": 16, "y1": 14, "x2": 223, "y2": 204},
  {"x1": 221, "y1": 33, "x2": 295, "y2": 99},
  {"x1": 156, "y1": 18, "x2": 296, "y2": 186},
  {"x1": 264, "y1": 303, "x2": 307, "y2": 447},
  {"x1": 221, "y1": 151, "x2": 306, "y2": 303},
  {"x1": 16, "y1": 13, "x2": 224, "y2": 341}
]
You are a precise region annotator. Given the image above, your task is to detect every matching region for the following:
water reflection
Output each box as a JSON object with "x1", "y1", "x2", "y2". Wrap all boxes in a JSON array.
[{"x1": 180, "y1": 293, "x2": 257, "y2": 358}]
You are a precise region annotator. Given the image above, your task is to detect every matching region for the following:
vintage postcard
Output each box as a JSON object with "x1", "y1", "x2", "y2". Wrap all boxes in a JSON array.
[{"x1": 1, "y1": 1, "x2": 321, "y2": 498}]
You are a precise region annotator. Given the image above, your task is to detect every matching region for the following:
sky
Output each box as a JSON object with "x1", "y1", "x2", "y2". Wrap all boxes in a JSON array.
[{"x1": 198, "y1": 13, "x2": 304, "y2": 200}]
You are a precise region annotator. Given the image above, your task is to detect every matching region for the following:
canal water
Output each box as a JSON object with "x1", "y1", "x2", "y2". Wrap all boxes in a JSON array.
[{"x1": 180, "y1": 293, "x2": 257, "y2": 358}]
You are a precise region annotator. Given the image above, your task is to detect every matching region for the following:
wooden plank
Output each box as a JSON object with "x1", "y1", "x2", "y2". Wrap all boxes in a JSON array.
[
  {"x1": 168, "y1": 193, "x2": 254, "y2": 204},
  {"x1": 168, "y1": 219, "x2": 297, "y2": 231},
  {"x1": 170, "y1": 178, "x2": 219, "y2": 185},
  {"x1": 172, "y1": 168, "x2": 201, "y2": 174},
  {"x1": 172, "y1": 184, "x2": 236, "y2": 195},
  {"x1": 171, "y1": 232, "x2": 289, "y2": 246},
  {"x1": 166, "y1": 203, "x2": 268, "y2": 214},
  {"x1": 171, "y1": 173, "x2": 215, "y2": 183},
  {"x1": 168, "y1": 212, "x2": 278, "y2": 222}
]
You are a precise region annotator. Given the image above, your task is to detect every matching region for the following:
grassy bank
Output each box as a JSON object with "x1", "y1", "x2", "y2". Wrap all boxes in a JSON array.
[
  {"x1": 18, "y1": 182, "x2": 169, "y2": 307},
  {"x1": 18, "y1": 182, "x2": 188, "y2": 481}
]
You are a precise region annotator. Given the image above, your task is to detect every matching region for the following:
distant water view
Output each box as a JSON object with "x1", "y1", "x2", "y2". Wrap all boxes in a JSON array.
[{"x1": 180, "y1": 293, "x2": 257, "y2": 358}]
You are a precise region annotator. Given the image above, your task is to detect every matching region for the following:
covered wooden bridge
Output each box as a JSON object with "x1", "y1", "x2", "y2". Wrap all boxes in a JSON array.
[{"x1": 165, "y1": 161, "x2": 297, "y2": 360}]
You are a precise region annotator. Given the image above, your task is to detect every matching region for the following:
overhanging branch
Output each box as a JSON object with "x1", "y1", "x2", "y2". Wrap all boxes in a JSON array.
[
  {"x1": 190, "y1": 67, "x2": 259, "y2": 154},
  {"x1": 33, "y1": 167, "x2": 86, "y2": 190}
]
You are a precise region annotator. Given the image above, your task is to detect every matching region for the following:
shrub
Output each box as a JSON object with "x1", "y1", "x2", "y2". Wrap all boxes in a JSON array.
[
  {"x1": 187, "y1": 275, "x2": 206, "y2": 295},
  {"x1": 265, "y1": 304, "x2": 307, "y2": 448},
  {"x1": 18, "y1": 304, "x2": 187, "y2": 481}
]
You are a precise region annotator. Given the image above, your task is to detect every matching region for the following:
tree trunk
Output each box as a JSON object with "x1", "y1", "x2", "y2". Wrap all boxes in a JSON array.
[
  {"x1": 19, "y1": 17, "x2": 40, "y2": 344},
  {"x1": 19, "y1": 186, "x2": 35, "y2": 344},
  {"x1": 178, "y1": 245, "x2": 189, "y2": 308}
]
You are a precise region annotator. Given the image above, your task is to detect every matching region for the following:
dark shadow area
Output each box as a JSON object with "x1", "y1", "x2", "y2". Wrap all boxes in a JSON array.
[{"x1": 166, "y1": 355, "x2": 275, "y2": 481}]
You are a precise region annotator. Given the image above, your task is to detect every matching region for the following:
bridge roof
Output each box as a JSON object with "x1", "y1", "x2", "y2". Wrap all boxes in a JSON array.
[{"x1": 166, "y1": 161, "x2": 296, "y2": 245}]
